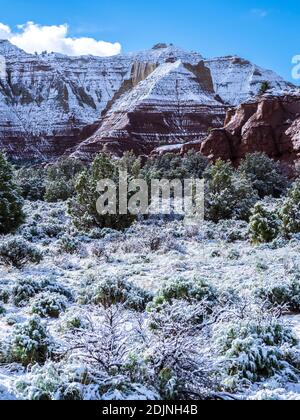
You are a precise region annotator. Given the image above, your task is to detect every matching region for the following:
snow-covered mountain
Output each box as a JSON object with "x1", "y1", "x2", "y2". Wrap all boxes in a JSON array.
[{"x1": 0, "y1": 40, "x2": 295, "y2": 161}]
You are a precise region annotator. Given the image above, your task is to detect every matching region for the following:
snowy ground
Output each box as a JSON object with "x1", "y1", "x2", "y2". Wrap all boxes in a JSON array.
[{"x1": 0, "y1": 201, "x2": 300, "y2": 400}]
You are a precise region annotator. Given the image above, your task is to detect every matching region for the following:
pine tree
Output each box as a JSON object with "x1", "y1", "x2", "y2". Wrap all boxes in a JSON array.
[
  {"x1": 204, "y1": 159, "x2": 258, "y2": 223},
  {"x1": 68, "y1": 153, "x2": 138, "y2": 230},
  {"x1": 239, "y1": 153, "x2": 287, "y2": 198},
  {"x1": 0, "y1": 152, "x2": 25, "y2": 234},
  {"x1": 280, "y1": 179, "x2": 300, "y2": 237},
  {"x1": 249, "y1": 203, "x2": 280, "y2": 244}
]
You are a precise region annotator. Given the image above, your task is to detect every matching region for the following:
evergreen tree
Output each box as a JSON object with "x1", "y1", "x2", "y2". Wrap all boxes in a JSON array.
[
  {"x1": 45, "y1": 158, "x2": 86, "y2": 202},
  {"x1": 0, "y1": 152, "x2": 25, "y2": 234},
  {"x1": 69, "y1": 153, "x2": 139, "y2": 231},
  {"x1": 239, "y1": 153, "x2": 287, "y2": 198},
  {"x1": 204, "y1": 159, "x2": 258, "y2": 223},
  {"x1": 280, "y1": 179, "x2": 300, "y2": 237},
  {"x1": 249, "y1": 203, "x2": 280, "y2": 244}
]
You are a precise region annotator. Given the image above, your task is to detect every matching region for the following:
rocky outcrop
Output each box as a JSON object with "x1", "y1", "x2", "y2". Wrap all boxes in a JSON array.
[
  {"x1": 182, "y1": 95, "x2": 300, "y2": 171},
  {"x1": 0, "y1": 41, "x2": 296, "y2": 162},
  {"x1": 71, "y1": 60, "x2": 227, "y2": 159}
]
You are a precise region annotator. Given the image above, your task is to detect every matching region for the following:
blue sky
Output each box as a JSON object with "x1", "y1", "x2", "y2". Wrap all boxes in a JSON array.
[{"x1": 0, "y1": 0, "x2": 299, "y2": 82}]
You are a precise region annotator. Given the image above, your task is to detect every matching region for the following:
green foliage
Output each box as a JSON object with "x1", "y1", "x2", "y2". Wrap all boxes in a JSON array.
[
  {"x1": 0, "y1": 237, "x2": 43, "y2": 268},
  {"x1": 31, "y1": 292, "x2": 68, "y2": 318},
  {"x1": 45, "y1": 158, "x2": 85, "y2": 202},
  {"x1": 215, "y1": 319, "x2": 298, "y2": 385},
  {"x1": 249, "y1": 203, "x2": 280, "y2": 244},
  {"x1": 204, "y1": 159, "x2": 259, "y2": 223},
  {"x1": 89, "y1": 277, "x2": 153, "y2": 311},
  {"x1": 256, "y1": 277, "x2": 300, "y2": 313},
  {"x1": 69, "y1": 153, "x2": 140, "y2": 231},
  {"x1": 12, "y1": 277, "x2": 72, "y2": 307},
  {"x1": 9, "y1": 316, "x2": 52, "y2": 366},
  {"x1": 142, "y1": 151, "x2": 208, "y2": 181},
  {"x1": 57, "y1": 234, "x2": 81, "y2": 254},
  {"x1": 14, "y1": 166, "x2": 46, "y2": 201},
  {"x1": 0, "y1": 152, "x2": 25, "y2": 233},
  {"x1": 279, "y1": 179, "x2": 300, "y2": 237},
  {"x1": 239, "y1": 153, "x2": 287, "y2": 198},
  {"x1": 259, "y1": 81, "x2": 271, "y2": 95},
  {"x1": 151, "y1": 277, "x2": 217, "y2": 309}
]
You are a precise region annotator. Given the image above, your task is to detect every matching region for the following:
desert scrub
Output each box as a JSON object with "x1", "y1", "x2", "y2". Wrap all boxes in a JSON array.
[
  {"x1": 14, "y1": 166, "x2": 46, "y2": 201},
  {"x1": 0, "y1": 287, "x2": 10, "y2": 304},
  {"x1": 255, "y1": 277, "x2": 300, "y2": 313},
  {"x1": 58, "y1": 310, "x2": 90, "y2": 333},
  {"x1": 31, "y1": 292, "x2": 68, "y2": 318},
  {"x1": 0, "y1": 303, "x2": 6, "y2": 315},
  {"x1": 15, "y1": 363, "x2": 87, "y2": 401},
  {"x1": 79, "y1": 276, "x2": 153, "y2": 311},
  {"x1": 214, "y1": 319, "x2": 298, "y2": 387},
  {"x1": 150, "y1": 277, "x2": 218, "y2": 309},
  {"x1": 92, "y1": 277, "x2": 153, "y2": 311},
  {"x1": 9, "y1": 316, "x2": 52, "y2": 366},
  {"x1": 249, "y1": 203, "x2": 280, "y2": 244},
  {"x1": 12, "y1": 277, "x2": 72, "y2": 307},
  {"x1": 57, "y1": 234, "x2": 81, "y2": 254},
  {"x1": 0, "y1": 237, "x2": 43, "y2": 268}
]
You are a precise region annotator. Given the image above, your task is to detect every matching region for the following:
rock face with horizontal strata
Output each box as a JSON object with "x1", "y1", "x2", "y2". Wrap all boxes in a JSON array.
[
  {"x1": 0, "y1": 40, "x2": 295, "y2": 162},
  {"x1": 182, "y1": 95, "x2": 300, "y2": 173}
]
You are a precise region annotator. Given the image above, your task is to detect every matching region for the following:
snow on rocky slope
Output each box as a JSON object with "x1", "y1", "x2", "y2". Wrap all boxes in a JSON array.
[{"x1": 0, "y1": 41, "x2": 295, "y2": 161}]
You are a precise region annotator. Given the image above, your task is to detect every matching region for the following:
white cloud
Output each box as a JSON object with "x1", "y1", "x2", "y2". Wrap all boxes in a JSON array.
[
  {"x1": 0, "y1": 23, "x2": 11, "y2": 38},
  {"x1": 0, "y1": 21, "x2": 121, "y2": 57},
  {"x1": 251, "y1": 9, "x2": 269, "y2": 18}
]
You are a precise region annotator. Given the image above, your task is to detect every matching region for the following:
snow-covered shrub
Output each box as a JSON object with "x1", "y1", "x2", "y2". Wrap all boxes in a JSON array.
[
  {"x1": 12, "y1": 279, "x2": 40, "y2": 307},
  {"x1": 249, "y1": 203, "x2": 280, "y2": 244},
  {"x1": 57, "y1": 234, "x2": 81, "y2": 254},
  {"x1": 90, "y1": 241, "x2": 107, "y2": 259},
  {"x1": 39, "y1": 222, "x2": 63, "y2": 239},
  {"x1": 150, "y1": 277, "x2": 217, "y2": 310},
  {"x1": 0, "y1": 287, "x2": 10, "y2": 304},
  {"x1": 119, "y1": 227, "x2": 181, "y2": 255},
  {"x1": 84, "y1": 276, "x2": 153, "y2": 311},
  {"x1": 255, "y1": 277, "x2": 300, "y2": 313},
  {"x1": 204, "y1": 159, "x2": 258, "y2": 223},
  {"x1": 12, "y1": 277, "x2": 72, "y2": 307},
  {"x1": 14, "y1": 166, "x2": 46, "y2": 201},
  {"x1": 31, "y1": 292, "x2": 68, "y2": 318},
  {"x1": 239, "y1": 153, "x2": 288, "y2": 198},
  {"x1": 39, "y1": 278, "x2": 73, "y2": 301},
  {"x1": 9, "y1": 316, "x2": 52, "y2": 366},
  {"x1": 146, "y1": 300, "x2": 214, "y2": 399},
  {"x1": 215, "y1": 220, "x2": 249, "y2": 242},
  {"x1": 0, "y1": 237, "x2": 43, "y2": 268},
  {"x1": 15, "y1": 363, "x2": 93, "y2": 400},
  {"x1": 58, "y1": 310, "x2": 90, "y2": 333},
  {"x1": 280, "y1": 179, "x2": 300, "y2": 238},
  {"x1": 214, "y1": 318, "x2": 298, "y2": 386},
  {"x1": 0, "y1": 303, "x2": 5, "y2": 315},
  {"x1": 226, "y1": 249, "x2": 240, "y2": 260},
  {"x1": 0, "y1": 152, "x2": 25, "y2": 234},
  {"x1": 249, "y1": 388, "x2": 300, "y2": 401}
]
